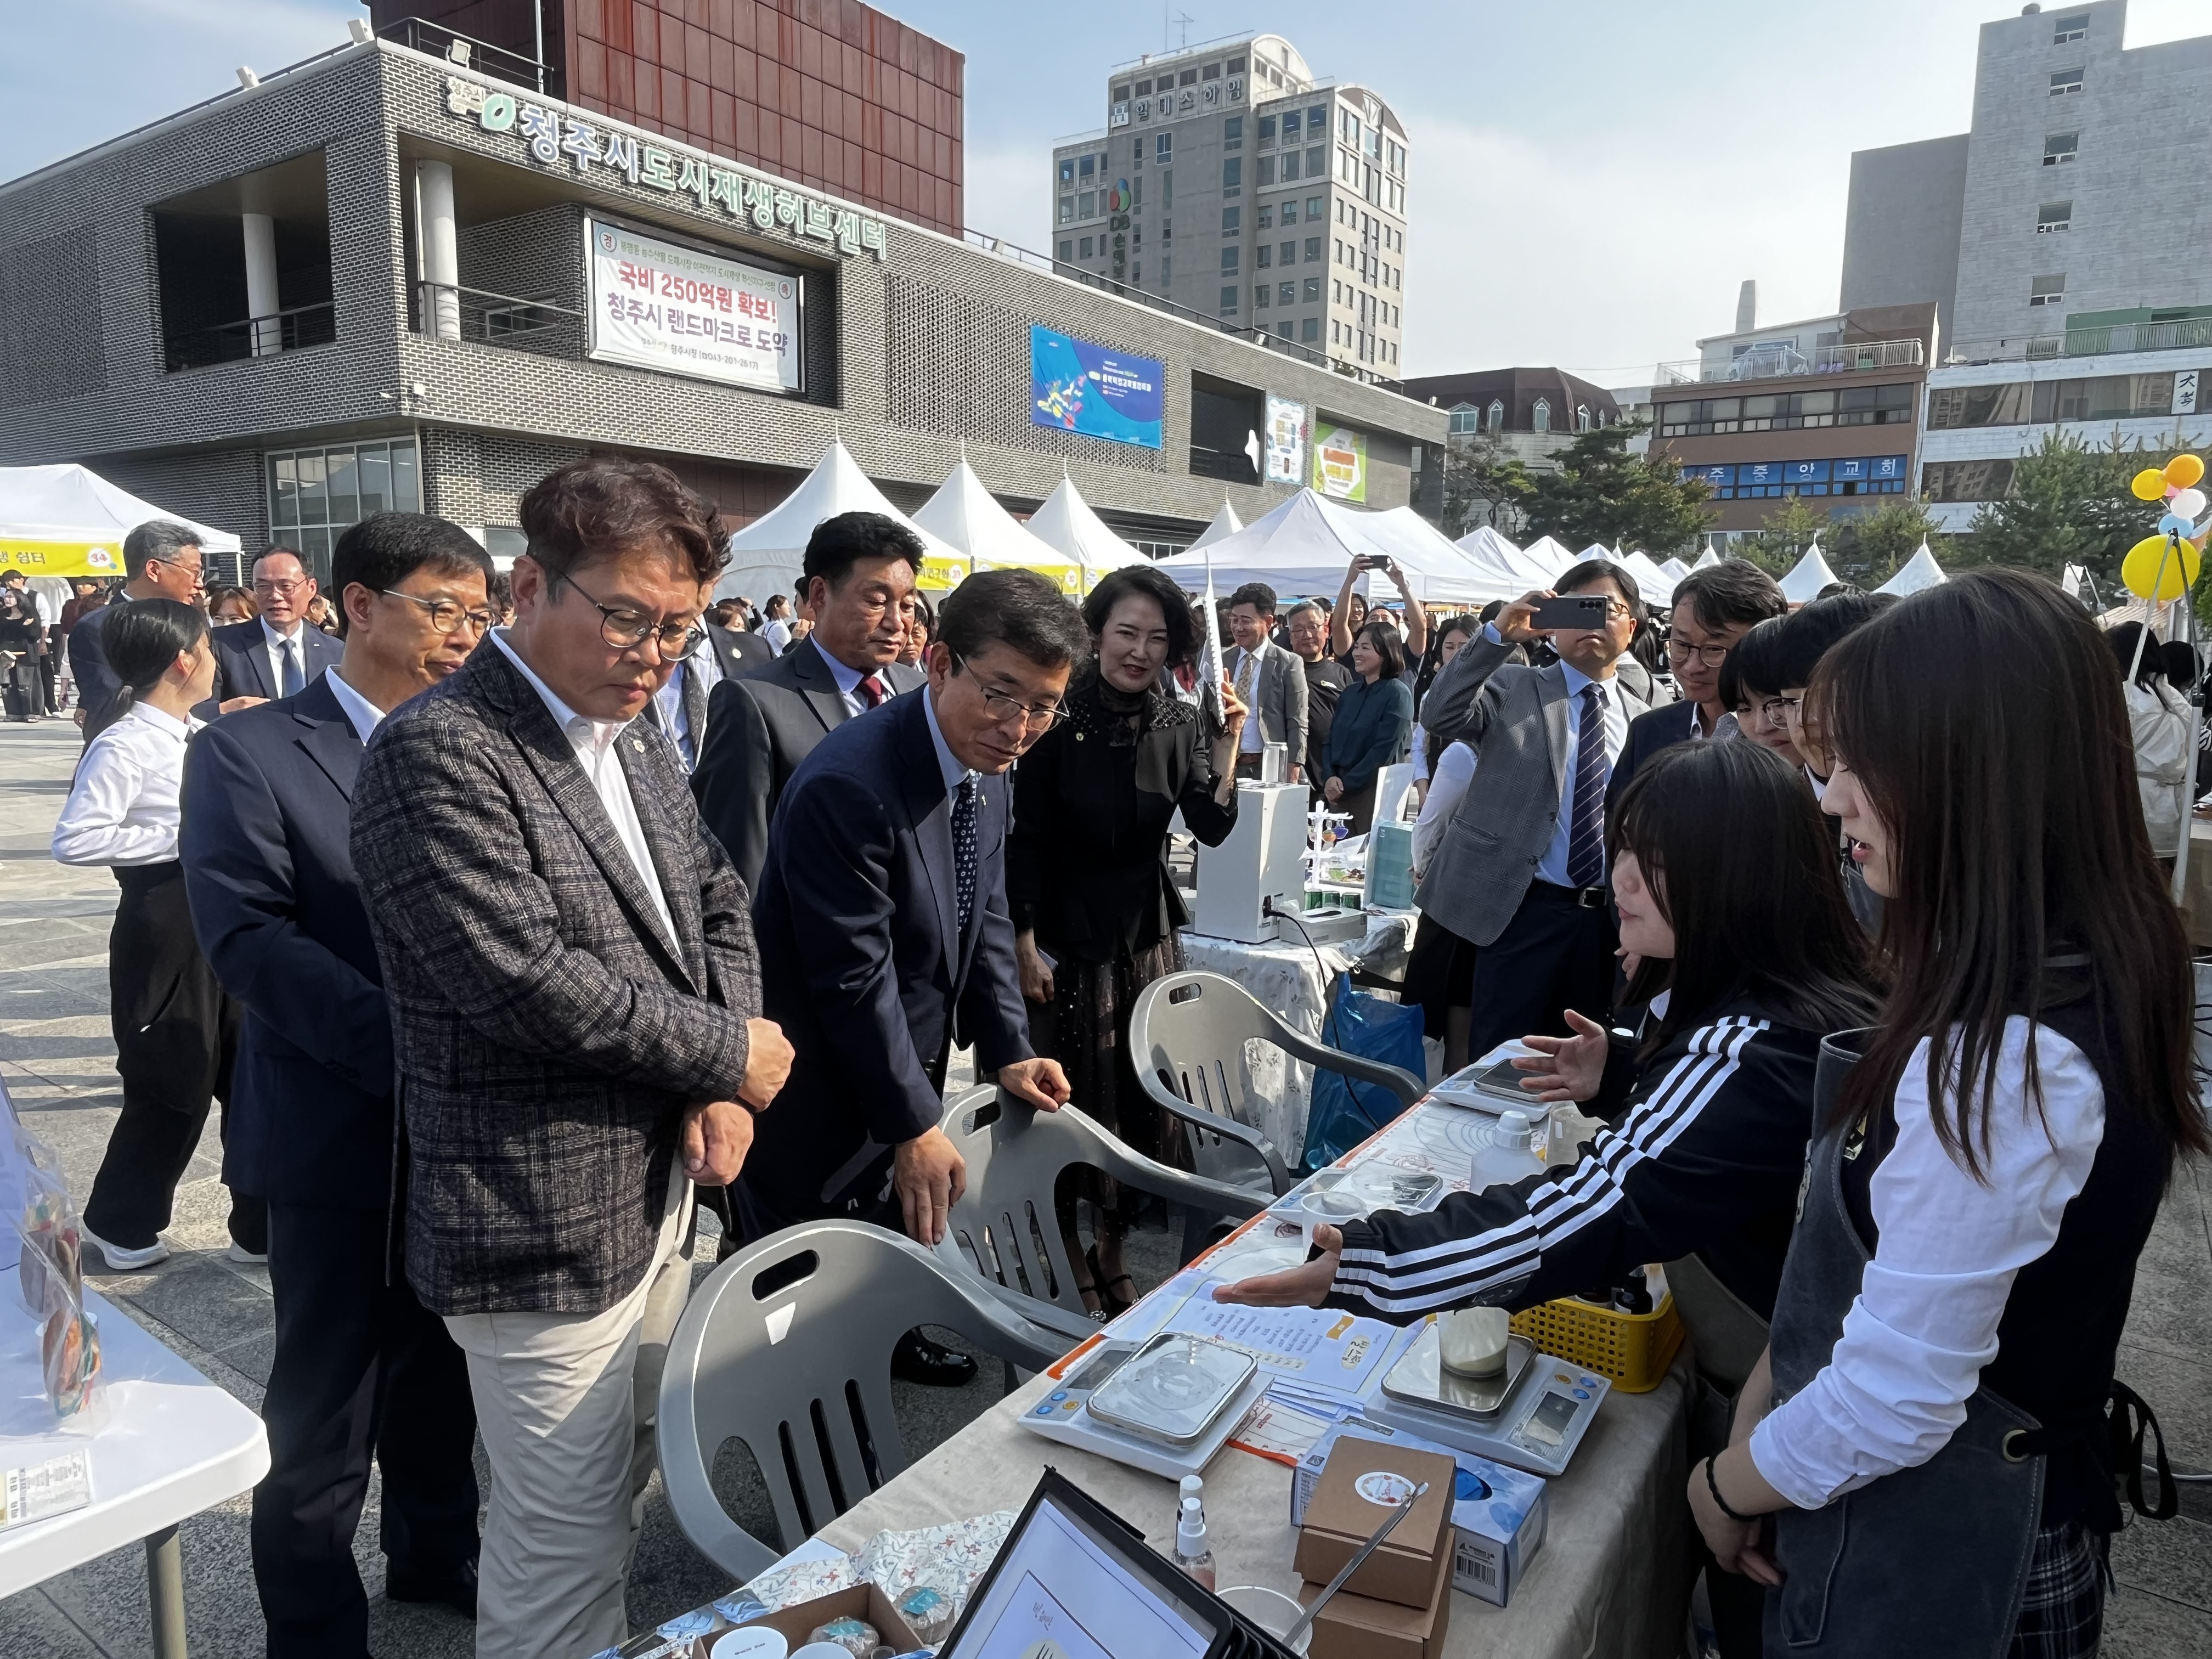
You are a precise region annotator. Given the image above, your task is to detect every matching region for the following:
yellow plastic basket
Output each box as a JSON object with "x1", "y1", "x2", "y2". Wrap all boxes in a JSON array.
[{"x1": 1509, "y1": 1292, "x2": 1685, "y2": 1393}]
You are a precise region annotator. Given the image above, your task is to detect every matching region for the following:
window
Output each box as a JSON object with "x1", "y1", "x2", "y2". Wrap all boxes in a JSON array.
[
  {"x1": 1259, "y1": 115, "x2": 1277, "y2": 144},
  {"x1": 2030, "y1": 272, "x2": 2066, "y2": 307},
  {"x1": 1532, "y1": 398, "x2": 1551, "y2": 432},
  {"x1": 1160, "y1": 254, "x2": 1170, "y2": 282},
  {"x1": 1307, "y1": 145, "x2": 1326, "y2": 178},
  {"x1": 1180, "y1": 69, "x2": 1197, "y2": 86},
  {"x1": 1922, "y1": 459, "x2": 2016, "y2": 503},
  {"x1": 1227, "y1": 55, "x2": 1243, "y2": 72},
  {"x1": 2037, "y1": 200, "x2": 2072, "y2": 233},
  {"x1": 1079, "y1": 155, "x2": 1094, "y2": 179},
  {"x1": 1201, "y1": 61, "x2": 1219, "y2": 80},
  {"x1": 1222, "y1": 157, "x2": 1242, "y2": 194},
  {"x1": 1131, "y1": 262, "x2": 1140, "y2": 285},
  {"x1": 1277, "y1": 321, "x2": 1293, "y2": 339},
  {"x1": 1837, "y1": 383, "x2": 1916, "y2": 425},
  {"x1": 1222, "y1": 206, "x2": 1240, "y2": 233},
  {"x1": 2044, "y1": 131, "x2": 2078, "y2": 165},
  {"x1": 268, "y1": 441, "x2": 421, "y2": 576},
  {"x1": 1448, "y1": 403, "x2": 1481, "y2": 435},
  {"x1": 1280, "y1": 199, "x2": 1298, "y2": 225},
  {"x1": 1135, "y1": 137, "x2": 1145, "y2": 163},
  {"x1": 1256, "y1": 283, "x2": 1270, "y2": 308},
  {"x1": 1487, "y1": 400, "x2": 1504, "y2": 432},
  {"x1": 1221, "y1": 246, "x2": 1239, "y2": 273},
  {"x1": 1161, "y1": 171, "x2": 1171, "y2": 208},
  {"x1": 2053, "y1": 13, "x2": 2086, "y2": 43},
  {"x1": 1113, "y1": 83, "x2": 1130, "y2": 101},
  {"x1": 1077, "y1": 191, "x2": 1096, "y2": 218},
  {"x1": 1079, "y1": 236, "x2": 1094, "y2": 258},
  {"x1": 1156, "y1": 132, "x2": 1173, "y2": 161},
  {"x1": 1302, "y1": 276, "x2": 1321, "y2": 302},
  {"x1": 1133, "y1": 176, "x2": 1142, "y2": 208},
  {"x1": 1279, "y1": 151, "x2": 1300, "y2": 183},
  {"x1": 1135, "y1": 79, "x2": 1151, "y2": 95},
  {"x1": 1162, "y1": 218, "x2": 1171, "y2": 241},
  {"x1": 1279, "y1": 240, "x2": 1294, "y2": 265},
  {"x1": 1220, "y1": 285, "x2": 1238, "y2": 314},
  {"x1": 1259, "y1": 156, "x2": 1276, "y2": 185},
  {"x1": 1257, "y1": 244, "x2": 1272, "y2": 269},
  {"x1": 1257, "y1": 205, "x2": 1273, "y2": 229},
  {"x1": 1282, "y1": 109, "x2": 1301, "y2": 136},
  {"x1": 1057, "y1": 239, "x2": 1072, "y2": 261},
  {"x1": 1301, "y1": 317, "x2": 1319, "y2": 342},
  {"x1": 1058, "y1": 196, "x2": 1074, "y2": 223},
  {"x1": 1927, "y1": 375, "x2": 2176, "y2": 428},
  {"x1": 1307, "y1": 195, "x2": 1325, "y2": 220},
  {"x1": 1224, "y1": 116, "x2": 1243, "y2": 150},
  {"x1": 2050, "y1": 67, "x2": 2083, "y2": 96},
  {"x1": 1279, "y1": 281, "x2": 1295, "y2": 304},
  {"x1": 1058, "y1": 159, "x2": 1074, "y2": 186}
]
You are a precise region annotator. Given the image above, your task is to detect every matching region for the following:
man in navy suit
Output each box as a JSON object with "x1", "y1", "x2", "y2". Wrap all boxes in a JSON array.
[
  {"x1": 181, "y1": 514, "x2": 492, "y2": 1657},
  {"x1": 1609, "y1": 559, "x2": 1784, "y2": 804},
  {"x1": 208, "y1": 547, "x2": 345, "y2": 708},
  {"x1": 746, "y1": 568, "x2": 1079, "y2": 1383}
]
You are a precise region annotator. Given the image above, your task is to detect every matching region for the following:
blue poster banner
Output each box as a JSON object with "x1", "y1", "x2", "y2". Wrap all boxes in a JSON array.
[{"x1": 1029, "y1": 325, "x2": 1164, "y2": 449}]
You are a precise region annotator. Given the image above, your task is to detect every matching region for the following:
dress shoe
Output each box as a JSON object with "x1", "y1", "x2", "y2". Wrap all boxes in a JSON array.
[
  {"x1": 386, "y1": 1558, "x2": 478, "y2": 1619},
  {"x1": 891, "y1": 1328, "x2": 977, "y2": 1387}
]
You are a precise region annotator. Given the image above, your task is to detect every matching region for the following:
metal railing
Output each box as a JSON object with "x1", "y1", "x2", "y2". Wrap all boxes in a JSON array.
[
  {"x1": 164, "y1": 301, "x2": 336, "y2": 372},
  {"x1": 1946, "y1": 317, "x2": 2212, "y2": 364},
  {"x1": 961, "y1": 229, "x2": 1404, "y2": 391},
  {"x1": 413, "y1": 282, "x2": 583, "y2": 352},
  {"x1": 376, "y1": 16, "x2": 557, "y2": 97},
  {"x1": 1656, "y1": 337, "x2": 1926, "y2": 383}
]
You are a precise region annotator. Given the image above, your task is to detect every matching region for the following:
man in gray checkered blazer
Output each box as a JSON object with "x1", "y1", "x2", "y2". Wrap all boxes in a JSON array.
[{"x1": 351, "y1": 458, "x2": 793, "y2": 1659}]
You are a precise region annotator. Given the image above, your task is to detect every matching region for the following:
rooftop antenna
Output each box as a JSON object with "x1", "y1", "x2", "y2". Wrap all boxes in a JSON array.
[{"x1": 1166, "y1": 4, "x2": 1193, "y2": 49}]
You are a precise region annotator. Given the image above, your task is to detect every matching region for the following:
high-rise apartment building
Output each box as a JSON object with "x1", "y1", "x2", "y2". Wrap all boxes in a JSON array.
[{"x1": 1047, "y1": 34, "x2": 1409, "y2": 383}]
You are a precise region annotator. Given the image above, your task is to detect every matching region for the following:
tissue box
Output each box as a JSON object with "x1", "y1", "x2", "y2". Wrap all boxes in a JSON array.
[
  {"x1": 1297, "y1": 1541, "x2": 1452, "y2": 1659},
  {"x1": 1291, "y1": 1421, "x2": 1548, "y2": 1608}
]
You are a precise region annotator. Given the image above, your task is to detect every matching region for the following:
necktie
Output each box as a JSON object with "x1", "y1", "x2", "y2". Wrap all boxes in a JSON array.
[
  {"x1": 1565, "y1": 682, "x2": 1610, "y2": 889},
  {"x1": 278, "y1": 636, "x2": 301, "y2": 698},
  {"x1": 952, "y1": 775, "x2": 979, "y2": 938},
  {"x1": 1234, "y1": 647, "x2": 1261, "y2": 708},
  {"x1": 856, "y1": 673, "x2": 886, "y2": 710}
]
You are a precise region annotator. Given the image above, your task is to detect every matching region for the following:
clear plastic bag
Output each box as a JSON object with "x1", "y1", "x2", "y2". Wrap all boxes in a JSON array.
[{"x1": 8, "y1": 1122, "x2": 104, "y2": 1430}]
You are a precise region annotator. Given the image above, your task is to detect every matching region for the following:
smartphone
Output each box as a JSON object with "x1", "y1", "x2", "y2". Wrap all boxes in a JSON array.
[
  {"x1": 1361, "y1": 554, "x2": 1392, "y2": 571},
  {"x1": 1531, "y1": 594, "x2": 1611, "y2": 633}
]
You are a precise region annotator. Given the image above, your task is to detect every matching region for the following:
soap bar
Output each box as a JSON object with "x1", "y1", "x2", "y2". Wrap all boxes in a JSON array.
[{"x1": 1440, "y1": 1307, "x2": 1510, "y2": 1378}]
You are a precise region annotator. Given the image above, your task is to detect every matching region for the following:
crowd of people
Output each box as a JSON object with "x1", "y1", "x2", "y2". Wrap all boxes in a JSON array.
[{"x1": 25, "y1": 458, "x2": 2208, "y2": 1659}]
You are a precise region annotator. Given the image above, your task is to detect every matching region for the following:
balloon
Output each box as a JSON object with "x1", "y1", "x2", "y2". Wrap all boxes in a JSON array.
[
  {"x1": 2132, "y1": 468, "x2": 2170, "y2": 501},
  {"x1": 2174, "y1": 487, "x2": 2207, "y2": 519},
  {"x1": 2165, "y1": 453, "x2": 2205, "y2": 489},
  {"x1": 2160, "y1": 514, "x2": 2195, "y2": 537},
  {"x1": 2121, "y1": 533, "x2": 2202, "y2": 601},
  {"x1": 2165, "y1": 484, "x2": 2181, "y2": 499}
]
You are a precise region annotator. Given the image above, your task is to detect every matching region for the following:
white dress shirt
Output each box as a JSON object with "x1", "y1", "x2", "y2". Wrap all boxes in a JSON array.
[
  {"x1": 1231, "y1": 644, "x2": 1267, "y2": 753},
  {"x1": 262, "y1": 616, "x2": 311, "y2": 696},
  {"x1": 1750, "y1": 1019, "x2": 2106, "y2": 1509},
  {"x1": 808, "y1": 637, "x2": 887, "y2": 720},
  {"x1": 324, "y1": 666, "x2": 385, "y2": 743},
  {"x1": 1412, "y1": 738, "x2": 1476, "y2": 879},
  {"x1": 1534, "y1": 658, "x2": 1628, "y2": 888},
  {"x1": 760, "y1": 618, "x2": 793, "y2": 655},
  {"x1": 489, "y1": 630, "x2": 678, "y2": 949},
  {"x1": 921, "y1": 689, "x2": 978, "y2": 797},
  {"x1": 52, "y1": 703, "x2": 201, "y2": 866}
]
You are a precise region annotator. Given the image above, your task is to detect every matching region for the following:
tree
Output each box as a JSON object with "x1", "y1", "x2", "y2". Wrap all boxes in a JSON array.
[
  {"x1": 1735, "y1": 497, "x2": 1829, "y2": 578},
  {"x1": 1436, "y1": 428, "x2": 1533, "y2": 539},
  {"x1": 1827, "y1": 496, "x2": 1939, "y2": 586},
  {"x1": 1516, "y1": 421, "x2": 1715, "y2": 555},
  {"x1": 1961, "y1": 430, "x2": 2138, "y2": 583}
]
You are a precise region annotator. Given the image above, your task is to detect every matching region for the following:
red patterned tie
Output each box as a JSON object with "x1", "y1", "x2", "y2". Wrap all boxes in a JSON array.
[{"x1": 856, "y1": 674, "x2": 886, "y2": 710}]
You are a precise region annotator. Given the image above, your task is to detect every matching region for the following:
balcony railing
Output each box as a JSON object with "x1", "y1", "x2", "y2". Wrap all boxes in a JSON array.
[
  {"x1": 413, "y1": 282, "x2": 584, "y2": 355},
  {"x1": 165, "y1": 301, "x2": 336, "y2": 373},
  {"x1": 377, "y1": 16, "x2": 557, "y2": 96},
  {"x1": 1946, "y1": 317, "x2": 2212, "y2": 364},
  {"x1": 1657, "y1": 337, "x2": 1926, "y2": 384}
]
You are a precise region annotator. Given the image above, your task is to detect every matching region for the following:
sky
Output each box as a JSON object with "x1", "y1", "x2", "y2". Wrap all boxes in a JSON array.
[{"x1": 8, "y1": 0, "x2": 2210, "y2": 388}]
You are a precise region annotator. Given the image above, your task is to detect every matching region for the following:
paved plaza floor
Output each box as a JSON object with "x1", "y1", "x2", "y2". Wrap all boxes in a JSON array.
[{"x1": 0, "y1": 715, "x2": 2204, "y2": 1656}]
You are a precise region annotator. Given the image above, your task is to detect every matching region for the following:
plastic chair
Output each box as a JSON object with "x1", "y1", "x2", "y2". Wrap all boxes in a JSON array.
[
  {"x1": 1130, "y1": 969, "x2": 1426, "y2": 1198},
  {"x1": 939, "y1": 1086, "x2": 1268, "y2": 1330},
  {"x1": 657, "y1": 1218, "x2": 1074, "y2": 1581}
]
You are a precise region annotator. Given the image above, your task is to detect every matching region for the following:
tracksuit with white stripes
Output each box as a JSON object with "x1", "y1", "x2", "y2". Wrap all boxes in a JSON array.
[{"x1": 1325, "y1": 1000, "x2": 1821, "y2": 1324}]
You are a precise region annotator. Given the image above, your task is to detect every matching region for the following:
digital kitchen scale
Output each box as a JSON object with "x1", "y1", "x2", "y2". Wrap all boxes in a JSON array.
[
  {"x1": 1429, "y1": 1042, "x2": 1543, "y2": 1115},
  {"x1": 1356, "y1": 1318, "x2": 1610, "y2": 1479},
  {"x1": 1018, "y1": 1334, "x2": 1271, "y2": 1483}
]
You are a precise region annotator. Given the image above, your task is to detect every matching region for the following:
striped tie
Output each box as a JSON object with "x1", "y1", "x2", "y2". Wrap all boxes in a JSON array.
[{"x1": 1566, "y1": 682, "x2": 1610, "y2": 889}]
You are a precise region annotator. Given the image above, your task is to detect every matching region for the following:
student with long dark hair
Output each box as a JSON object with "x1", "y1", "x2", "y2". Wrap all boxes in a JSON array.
[
  {"x1": 53, "y1": 599, "x2": 262, "y2": 1269},
  {"x1": 1691, "y1": 569, "x2": 2208, "y2": 1658},
  {"x1": 1321, "y1": 620, "x2": 1413, "y2": 832}
]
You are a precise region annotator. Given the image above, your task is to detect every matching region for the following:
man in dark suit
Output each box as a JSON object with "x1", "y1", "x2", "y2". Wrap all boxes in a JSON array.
[
  {"x1": 637, "y1": 606, "x2": 774, "y2": 772},
  {"x1": 691, "y1": 511, "x2": 926, "y2": 891},
  {"x1": 708, "y1": 611, "x2": 773, "y2": 675},
  {"x1": 182, "y1": 513, "x2": 493, "y2": 1658},
  {"x1": 1418, "y1": 558, "x2": 1652, "y2": 1064},
  {"x1": 68, "y1": 518, "x2": 210, "y2": 739},
  {"x1": 745, "y1": 568, "x2": 1077, "y2": 1383},
  {"x1": 208, "y1": 547, "x2": 345, "y2": 707},
  {"x1": 1609, "y1": 559, "x2": 1785, "y2": 803},
  {"x1": 349, "y1": 458, "x2": 793, "y2": 1659}
]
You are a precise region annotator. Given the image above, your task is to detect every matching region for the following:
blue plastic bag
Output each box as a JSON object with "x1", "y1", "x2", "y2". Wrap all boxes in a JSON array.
[{"x1": 1301, "y1": 972, "x2": 1425, "y2": 1172}]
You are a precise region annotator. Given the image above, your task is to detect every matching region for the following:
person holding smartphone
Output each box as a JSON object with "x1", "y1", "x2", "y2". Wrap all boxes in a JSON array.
[{"x1": 1331, "y1": 552, "x2": 1428, "y2": 679}]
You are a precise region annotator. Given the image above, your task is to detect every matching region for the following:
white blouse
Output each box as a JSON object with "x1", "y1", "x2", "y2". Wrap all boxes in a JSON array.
[
  {"x1": 1750, "y1": 1018, "x2": 2105, "y2": 1509},
  {"x1": 52, "y1": 703, "x2": 202, "y2": 866}
]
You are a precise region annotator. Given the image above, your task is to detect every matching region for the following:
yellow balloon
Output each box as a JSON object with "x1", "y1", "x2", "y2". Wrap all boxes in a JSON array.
[
  {"x1": 2122, "y1": 532, "x2": 2202, "y2": 601},
  {"x1": 2165, "y1": 453, "x2": 2205, "y2": 489},
  {"x1": 2132, "y1": 467, "x2": 2170, "y2": 501}
]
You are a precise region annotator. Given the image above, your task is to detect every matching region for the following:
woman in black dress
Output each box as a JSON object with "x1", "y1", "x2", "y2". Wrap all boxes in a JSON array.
[{"x1": 1010, "y1": 562, "x2": 1246, "y2": 1315}]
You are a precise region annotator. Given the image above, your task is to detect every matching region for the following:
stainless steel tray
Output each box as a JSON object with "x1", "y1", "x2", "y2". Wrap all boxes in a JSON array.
[{"x1": 1379, "y1": 1322, "x2": 1535, "y2": 1421}]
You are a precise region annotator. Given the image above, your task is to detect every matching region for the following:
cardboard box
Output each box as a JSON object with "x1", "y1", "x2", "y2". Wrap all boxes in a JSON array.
[
  {"x1": 1292, "y1": 1438, "x2": 1455, "y2": 1609},
  {"x1": 1291, "y1": 1420, "x2": 1549, "y2": 1608},
  {"x1": 1297, "y1": 1539, "x2": 1453, "y2": 1659},
  {"x1": 686, "y1": 1583, "x2": 921, "y2": 1658}
]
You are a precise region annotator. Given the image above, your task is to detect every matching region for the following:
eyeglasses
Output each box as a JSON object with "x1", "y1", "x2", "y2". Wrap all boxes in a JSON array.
[
  {"x1": 1666, "y1": 635, "x2": 1732, "y2": 669},
  {"x1": 380, "y1": 589, "x2": 495, "y2": 637},
  {"x1": 950, "y1": 651, "x2": 1066, "y2": 731},
  {"x1": 151, "y1": 556, "x2": 204, "y2": 579},
  {"x1": 1764, "y1": 693, "x2": 1805, "y2": 725},
  {"x1": 557, "y1": 572, "x2": 706, "y2": 657},
  {"x1": 253, "y1": 576, "x2": 310, "y2": 597}
]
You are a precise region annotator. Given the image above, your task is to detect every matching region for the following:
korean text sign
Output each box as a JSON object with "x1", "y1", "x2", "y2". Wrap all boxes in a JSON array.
[
  {"x1": 1311, "y1": 423, "x2": 1368, "y2": 501},
  {"x1": 1029, "y1": 327, "x2": 1164, "y2": 450},
  {"x1": 586, "y1": 221, "x2": 801, "y2": 392}
]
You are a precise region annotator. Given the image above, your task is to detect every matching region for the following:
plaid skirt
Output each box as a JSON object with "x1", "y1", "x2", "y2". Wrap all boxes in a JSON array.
[{"x1": 2008, "y1": 1521, "x2": 2106, "y2": 1659}]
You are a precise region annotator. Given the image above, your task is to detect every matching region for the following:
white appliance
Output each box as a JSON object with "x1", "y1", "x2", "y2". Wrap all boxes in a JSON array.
[{"x1": 1192, "y1": 781, "x2": 1310, "y2": 943}]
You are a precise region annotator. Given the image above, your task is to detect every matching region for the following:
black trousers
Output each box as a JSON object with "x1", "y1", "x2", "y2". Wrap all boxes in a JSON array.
[
  {"x1": 1462, "y1": 883, "x2": 1620, "y2": 1064},
  {"x1": 255, "y1": 1201, "x2": 479, "y2": 1658},
  {"x1": 83, "y1": 863, "x2": 266, "y2": 1252}
]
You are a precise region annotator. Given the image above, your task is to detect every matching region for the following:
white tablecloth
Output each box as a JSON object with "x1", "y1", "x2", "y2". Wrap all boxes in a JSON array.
[{"x1": 1180, "y1": 910, "x2": 1418, "y2": 1167}]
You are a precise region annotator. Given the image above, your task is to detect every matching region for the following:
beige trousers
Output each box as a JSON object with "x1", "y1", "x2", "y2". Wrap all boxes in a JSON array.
[{"x1": 445, "y1": 1177, "x2": 694, "y2": 1659}]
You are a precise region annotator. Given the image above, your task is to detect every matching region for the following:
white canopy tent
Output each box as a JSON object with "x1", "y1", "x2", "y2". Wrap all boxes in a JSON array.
[
  {"x1": 1152, "y1": 489, "x2": 1488, "y2": 604},
  {"x1": 1690, "y1": 547, "x2": 1723, "y2": 571},
  {"x1": 1189, "y1": 500, "x2": 1243, "y2": 550},
  {"x1": 1778, "y1": 543, "x2": 1842, "y2": 605},
  {"x1": 1618, "y1": 550, "x2": 1681, "y2": 608},
  {"x1": 713, "y1": 439, "x2": 958, "y2": 602},
  {"x1": 1659, "y1": 556, "x2": 1692, "y2": 583},
  {"x1": 1368, "y1": 506, "x2": 1521, "y2": 602},
  {"x1": 1024, "y1": 475, "x2": 1148, "y2": 585},
  {"x1": 1875, "y1": 542, "x2": 1948, "y2": 596},
  {"x1": 912, "y1": 461, "x2": 1079, "y2": 592},
  {"x1": 0, "y1": 464, "x2": 242, "y2": 584},
  {"x1": 1517, "y1": 535, "x2": 1575, "y2": 578},
  {"x1": 1456, "y1": 525, "x2": 1566, "y2": 595}
]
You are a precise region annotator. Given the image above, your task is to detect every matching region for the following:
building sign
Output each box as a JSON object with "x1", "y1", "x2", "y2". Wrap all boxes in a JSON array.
[
  {"x1": 446, "y1": 76, "x2": 887, "y2": 260},
  {"x1": 1311, "y1": 422, "x2": 1368, "y2": 501},
  {"x1": 587, "y1": 221, "x2": 801, "y2": 392},
  {"x1": 2178, "y1": 369, "x2": 2200, "y2": 416},
  {"x1": 0, "y1": 538, "x2": 123, "y2": 579},
  {"x1": 1129, "y1": 75, "x2": 1242, "y2": 122},
  {"x1": 1686, "y1": 455, "x2": 1909, "y2": 499},
  {"x1": 1029, "y1": 326, "x2": 1164, "y2": 449},
  {"x1": 1264, "y1": 394, "x2": 1307, "y2": 484}
]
